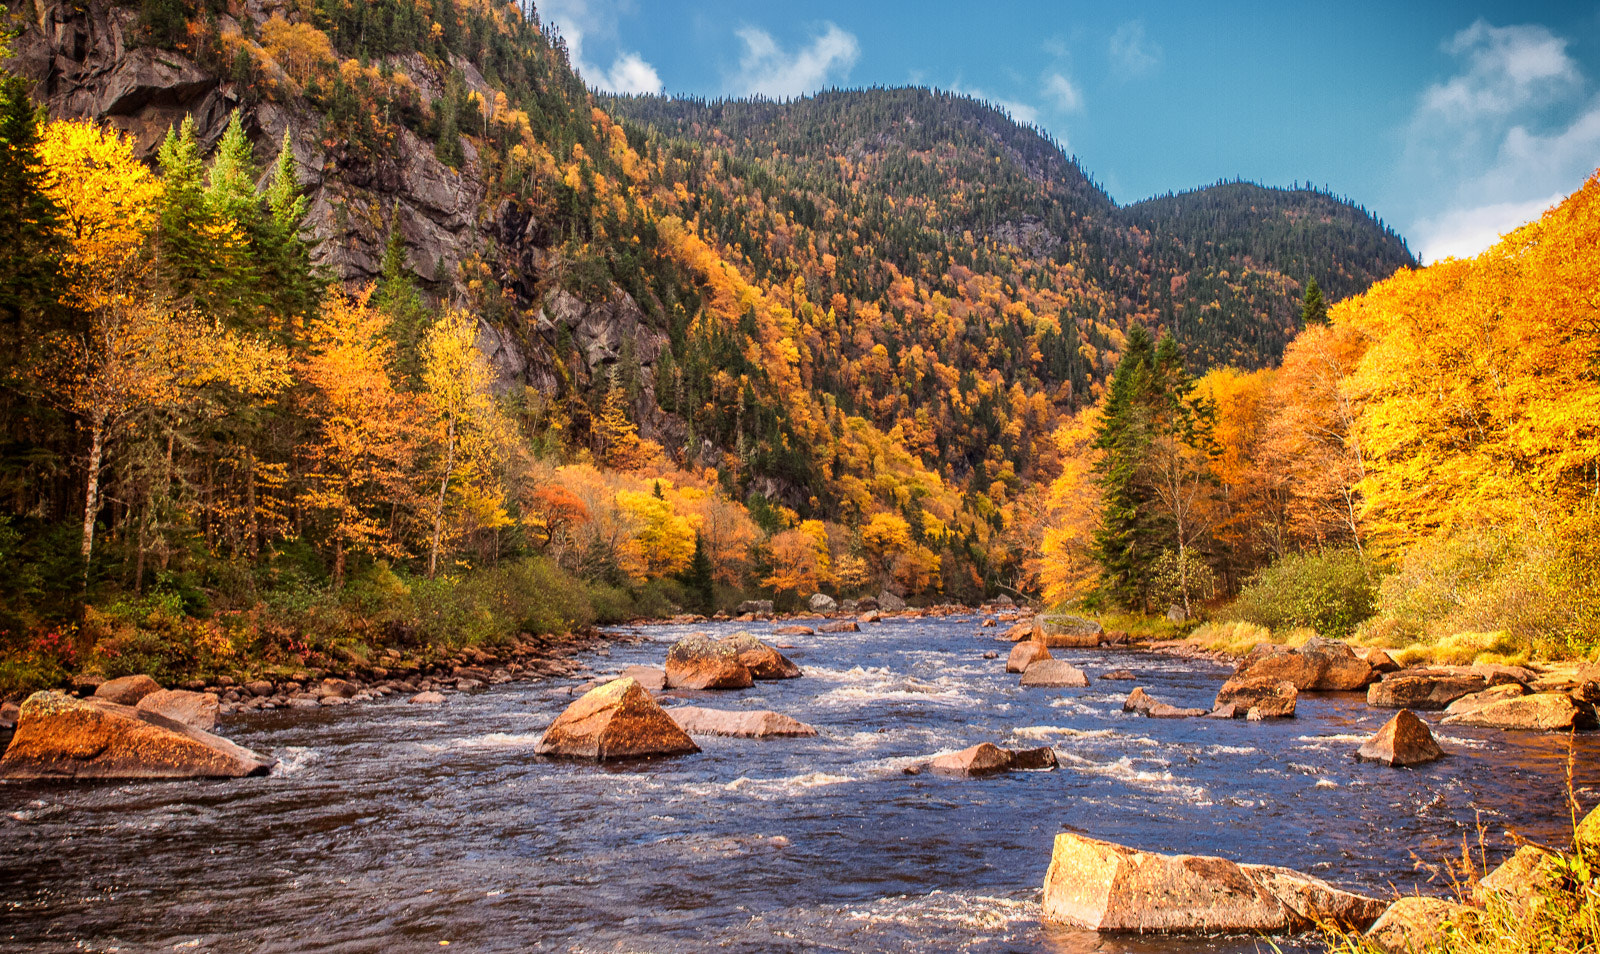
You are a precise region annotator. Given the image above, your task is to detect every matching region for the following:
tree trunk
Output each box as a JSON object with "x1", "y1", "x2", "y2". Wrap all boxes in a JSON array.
[
  {"x1": 80, "y1": 415, "x2": 106, "y2": 587},
  {"x1": 428, "y1": 418, "x2": 456, "y2": 579}
]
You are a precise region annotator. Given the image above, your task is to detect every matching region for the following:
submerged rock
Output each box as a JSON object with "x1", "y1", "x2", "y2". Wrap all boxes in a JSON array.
[
  {"x1": 664, "y1": 635, "x2": 755, "y2": 690},
  {"x1": 773, "y1": 625, "x2": 815, "y2": 636},
  {"x1": 94, "y1": 674, "x2": 162, "y2": 706},
  {"x1": 1007, "y1": 640, "x2": 1051, "y2": 673},
  {"x1": 1363, "y1": 897, "x2": 1473, "y2": 953},
  {"x1": 1215, "y1": 677, "x2": 1298, "y2": 717},
  {"x1": 535, "y1": 677, "x2": 699, "y2": 761},
  {"x1": 1368, "y1": 671, "x2": 1487, "y2": 710},
  {"x1": 920, "y1": 742, "x2": 1058, "y2": 777},
  {"x1": 1440, "y1": 692, "x2": 1595, "y2": 731},
  {"x1": 136, "y1": 689, "x2": 220, "y2": 732},
  {"x1": 1356, "y1": 710, "x2": 1444, "y2": 766},
  {"x1": 1041, "y1": 832, "x2": 1385, "y2": 933},
  {"x1": 1020, "y1": 660, "x2": 1091, "y2": 688},
  {"x1": 1122, "y1": 687, "x2": 1206, "y2": 718},
  {"x1": 408, "y1": 691, "x2": 446, "y2": 704},
  {"x1": 820, "y1": 620, "x2": 860, "y2": 633},
  {"x1": 668, "y1": 706, "x2": 817, "y2": 739},
  {"x1": 0, "y1": 691, "x2": 274, "y2": 780},
  {"x1": 618, "y1": 665, "x2": 667, "y2": 692}
]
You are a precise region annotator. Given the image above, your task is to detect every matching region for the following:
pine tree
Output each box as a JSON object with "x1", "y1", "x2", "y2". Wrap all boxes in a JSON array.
[
  {"x1": 680, "y1": 533, "x2": 715, "y2": 613},
  {"x1": 156, "y1": 116, "x2": 209, "y2": 300},
  {"x1": 0, "y1": 74, "x2": 62, "y2": 336},
  {"x1": 1092, "y1": 325, "x2": 1159, "y2": 609},
  {"x1": 375, "y1": 221, "x2": 432, "y2": 385},
  {"x1": 202, "y1": 110, "x2": 266, "y2": 325},
  {"x1": 262, "y1": 129, "x2": 317, "y2": 332},
  {"x1": 1301, "y1": 277, "x2": 1328, "y2": 326}
]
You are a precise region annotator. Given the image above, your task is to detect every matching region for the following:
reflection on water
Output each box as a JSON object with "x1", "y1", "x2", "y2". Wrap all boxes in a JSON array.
[{"x1": 2, "y1": 615, "x2": 1595, "y2": 953}]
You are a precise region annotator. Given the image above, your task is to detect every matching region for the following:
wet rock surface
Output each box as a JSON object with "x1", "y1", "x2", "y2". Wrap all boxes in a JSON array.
[
  {"x1": 1041, "y1": 832, "x2": 1385, "y2": 932},
  {"x1": 0, "y1": 691, "x2": 274, "y2": 779},
  {"x1": 535, "y1": 678, "x2": 699, "y2": 761},
  {"x1": 1357, "y1": 710, "x2": 1444, "y2": 766}
]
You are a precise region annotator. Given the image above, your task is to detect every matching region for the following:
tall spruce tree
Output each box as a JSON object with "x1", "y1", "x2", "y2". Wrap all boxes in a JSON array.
[
  {"x1": 1091, "y1": 326, "x2": 1215, "y2": 611},
  {"x1": 0, "y1": 74, "x2": 61, "y2": 335},
  {"x1": 1301, "y1": 276, "x2": 1328, "y2": 326},
  {"x1": 680, "y1": 533, "x2": 715, "y2": 614},
  {"x1": 262, "y1": 129, "x2": 317, "y2": 333}
]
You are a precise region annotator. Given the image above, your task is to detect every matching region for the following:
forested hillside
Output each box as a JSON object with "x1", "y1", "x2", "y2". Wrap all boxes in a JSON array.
[{"x1": 0, "y1": 0, "x2": 1420, "y2": 693}]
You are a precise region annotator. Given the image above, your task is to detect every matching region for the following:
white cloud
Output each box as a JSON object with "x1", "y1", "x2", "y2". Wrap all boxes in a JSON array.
[
  {"x1": 1420, "y1": 20, "x2": 1579, "y2": 120},
  {"x1": 540, "y1": 0, "x2": 663, "y2": 94},
  {"x1": 730, "y1": 22, "x2": 859, "y2": 100},
  {"x1": 1412, "y1": 192, "x2": 1566, "y2": 262},
  {"x1": 1043, "y1": 72, "x2": 1083, "y2": 113},
  {"x1": 1108, "y1": 20, "x2": 1160, "y2": 78},
  {"x1": 1401, "y1": 19, "x2": 1599, "y2": 262}
]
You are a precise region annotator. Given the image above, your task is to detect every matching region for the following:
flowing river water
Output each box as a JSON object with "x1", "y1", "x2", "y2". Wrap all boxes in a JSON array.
[{"x1": 2, "y1": 613, "x2": 1597, "y2": 953}]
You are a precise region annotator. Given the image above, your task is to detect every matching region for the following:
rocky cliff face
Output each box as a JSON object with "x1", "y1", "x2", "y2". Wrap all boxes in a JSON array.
[{"x1": 10, "y1": 0, "x2": 668, "y2": 425}]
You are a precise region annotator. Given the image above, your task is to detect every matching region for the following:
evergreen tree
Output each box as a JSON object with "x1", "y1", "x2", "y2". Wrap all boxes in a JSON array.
[
  {"x1": 0, "y1": 74, "x2": 62, "y2": 335},
  {"x1": 262, "y1": 129, "x2": 317, "y2": 332},
  {"x1": 680, "y1": 533, "x2": 716, "y2": 614},
  {"x1": 1091, "y1": 325, "x2": 1160, "y2": 609},
  {"x1": 202, "y1": 110, "x2": 266, "y2": 325},
  {"x1": 1301, "y1": 276, "x2": 1328, "y2": 326},
  {"x1": 375, "y1": 220, "x2": 432, "y2": 385},
  {"x1": 155, "y1": 116, "x2": 209, "y2": 300}
]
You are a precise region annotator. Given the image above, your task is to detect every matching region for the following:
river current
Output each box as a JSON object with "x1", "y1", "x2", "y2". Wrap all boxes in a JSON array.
[{"x1": 2, "y1": 613, "x2": 1596, "y2": 953}]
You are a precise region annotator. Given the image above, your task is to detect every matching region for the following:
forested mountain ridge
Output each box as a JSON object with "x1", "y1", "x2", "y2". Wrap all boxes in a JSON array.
[
  {"x1": 0, "y1": 0, "x2": 1414, "y2": 624},
  {"x1": 605, "y1": 89, "x2": 1417, "y2": 371}
]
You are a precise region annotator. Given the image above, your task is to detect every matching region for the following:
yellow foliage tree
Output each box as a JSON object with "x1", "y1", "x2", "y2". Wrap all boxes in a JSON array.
[
  {"x1": 616, "y1": 483, "x2": 697, "y2": 580},
  {"x1": 419, "y1": 307, "x2": 516, "y2": 576}
]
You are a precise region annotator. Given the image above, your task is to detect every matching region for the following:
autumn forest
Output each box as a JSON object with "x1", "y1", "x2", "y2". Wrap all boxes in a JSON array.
[{"x1": 0, "y1": 0, "x2": 1595, "y2": 697}]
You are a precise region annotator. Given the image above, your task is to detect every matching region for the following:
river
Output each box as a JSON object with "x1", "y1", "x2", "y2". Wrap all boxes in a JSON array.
[{"x1": 2, "y1": 613, "x2": 1595, "y2": 953}]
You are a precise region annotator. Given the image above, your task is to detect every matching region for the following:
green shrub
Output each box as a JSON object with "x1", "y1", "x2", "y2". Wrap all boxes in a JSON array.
[
  {"x1": 1360, "y1": 515, "x2": 1600, "y2": 659},
  {"x1": 1225, "y1": 549, "x2": 1375, "y2": 639}
]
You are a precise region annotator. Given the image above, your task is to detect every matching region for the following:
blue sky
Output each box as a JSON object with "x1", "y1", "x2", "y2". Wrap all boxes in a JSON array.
[{"x1": 539, "y1": 1, "x2": 1600, "y2": 262}]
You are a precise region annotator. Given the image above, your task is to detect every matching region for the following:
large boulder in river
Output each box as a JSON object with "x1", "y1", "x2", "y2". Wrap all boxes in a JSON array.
[
  {"x1": 718, "y1": 632, "x2": 801, "y2": 680},
  {"x1": 734, "y1": 599, "x2": 774, "y2": 616},
  {"x1": 1032, "y1": 614, "x2": 1103, "y2": 648},
  {"x1": 1440, "y1": 692, "x2": 1595, "y2": 731},
  {"x1": 1367, "y1": 671, "x2": 1487, "y2": 710},
  {"x1": 1234, "y1": 638, "x2": 1374, "y2": 691},
  {"x1": 1041, "y1": 832, "x2": 1385, "y2": 933},
  {"x1": 535, "y1": 677, "x2": 700, "y2": 760},
  {"x1": 807, "y1": 592, "x2": 837, "y2": 613},
  {"x1": 0, "y1": 691, "x2": 274, "y2": 780},
  {"x1": 663, "y1": 635, "x2": 755, "y2": 690},
  {"x1": 136, "y1": 689, "x2": 220, "y2": 732},
  {"x1": 877, "y1": 591, "x2": 908, "y2": 612},
  {"x1": 668, "y1": 706, "x2": 817, "y2": 739},
  {"x1": 1215, "y1": 676, "x2": 1298, "y2": 717},
  {"x1": 93, "y1": 674, "x2": 162, "y2": 706},
  {"x1": 1357, "y1": 710, "x2": 1444, "y2": 766},
  {"x1": 1020, "y1": 660, "x2": 1091, "y2": 688},
  {"x1": 1007, "y1": 640, "x2": 1051, "y2": 673}
]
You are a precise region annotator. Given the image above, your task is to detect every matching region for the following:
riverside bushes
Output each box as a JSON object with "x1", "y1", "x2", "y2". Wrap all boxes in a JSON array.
[
  {"x1": 1357, "y1": 515, "x2": 1600, "y2": 660},
  {"x1": 1223, "y1": 549, "x2": 1375, "y2": 640}
]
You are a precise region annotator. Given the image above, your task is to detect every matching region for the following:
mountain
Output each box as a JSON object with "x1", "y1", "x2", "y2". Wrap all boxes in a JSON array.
[{"x1": 4, "y1": 0, "x2": 1414, "y2": 597}]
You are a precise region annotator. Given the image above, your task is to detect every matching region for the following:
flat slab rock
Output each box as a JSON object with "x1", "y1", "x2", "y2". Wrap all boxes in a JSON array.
[
  {"x1": 911, "y1": 742, "x2": 1058, "y2": 777},
  {"x1": 135, "y1": 689, "x2": 220, "y2": 732},
  {"x1": 0, "y1": 691, "x2": 274, "y2": 780},
  {"x1": 1123, "y1": 687, "x2": 1207, "y2": 718},
  {"x1": 1440, "y1": 692, "x2": 1595, "y2": 731},
  {"x1": 1020, "y1": 660, "x2": 1091, "y2": 688},
  {"x1": 1231, "y1": 638, "x2": 1374, "y2": 691},
  {"x1": 536, "y1": 677, "x2": 699, "y2": 761},
  {"x1": 667, "y1": 706, "x2": 817, "y2": 739},
  {"x1": 1368, "y1": 671, "x2": 1487, "y2": 710},
  {"x1": 1042, "y1": 832, "x2": 1386, "y2": 933}
]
